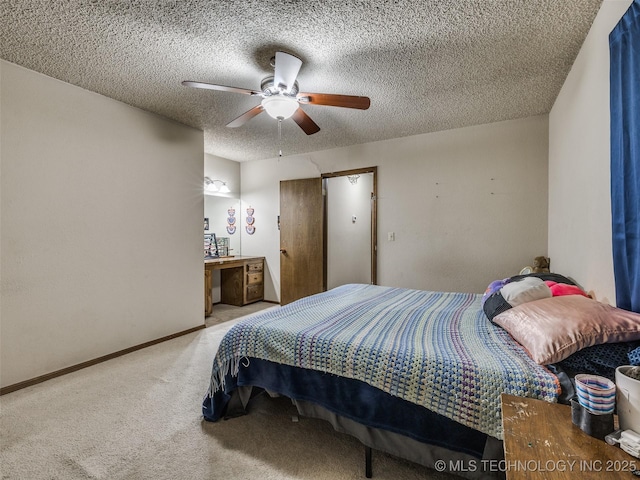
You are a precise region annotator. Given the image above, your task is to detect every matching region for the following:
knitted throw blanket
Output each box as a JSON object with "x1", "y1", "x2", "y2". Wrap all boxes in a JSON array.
[{"x1": 207, "y1": 284, "x2": 560, "y2": 439}]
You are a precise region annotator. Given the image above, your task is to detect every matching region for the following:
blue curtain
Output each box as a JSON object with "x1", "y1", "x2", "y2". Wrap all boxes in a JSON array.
[{"x1": 610, "y1": 0, "x2": 640, "y2": 313}]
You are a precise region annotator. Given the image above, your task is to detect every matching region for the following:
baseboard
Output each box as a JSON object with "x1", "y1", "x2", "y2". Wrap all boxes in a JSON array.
[{"x1": 0, "y1": 324, "x2": 206, "y2": 396}]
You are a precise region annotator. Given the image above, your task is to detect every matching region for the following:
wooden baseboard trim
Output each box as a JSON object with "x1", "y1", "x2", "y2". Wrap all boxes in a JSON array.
[{"x1": 0, "y1": 324, "x2": 206, "y2": 396}]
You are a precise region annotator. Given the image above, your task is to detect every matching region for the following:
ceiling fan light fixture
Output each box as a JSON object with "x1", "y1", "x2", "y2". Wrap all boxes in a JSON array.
[{"x1": 261, "y1": 95, "x2": 298, "y2": 120}]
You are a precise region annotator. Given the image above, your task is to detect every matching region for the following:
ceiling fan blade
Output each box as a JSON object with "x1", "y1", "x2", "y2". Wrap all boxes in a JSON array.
[
  {"x1": 297, "y1": 92, "x2": 371, "y2": 110},
  {"x1": 182, "y1": 81, "x2": 261, "y2": 96},
  {"x1": 274, "y1": 52, "x2": 302, "y2": 93},
  {"x1": 291, "y1": 108, "x2": 320, "y2": 135},
  {"x1": 226, "y1": 105, "x2": 264, "y2": 128}
]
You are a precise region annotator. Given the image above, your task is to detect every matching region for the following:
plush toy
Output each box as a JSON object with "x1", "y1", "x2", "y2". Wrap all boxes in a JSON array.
[{"x1": 532, "y1": 256, "x2": 550, "y2": 273}]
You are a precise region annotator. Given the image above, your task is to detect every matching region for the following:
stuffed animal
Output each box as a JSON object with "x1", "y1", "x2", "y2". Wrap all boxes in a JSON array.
[{"x1": 532, "y1": 256, "x2": 550, "y2": 273}]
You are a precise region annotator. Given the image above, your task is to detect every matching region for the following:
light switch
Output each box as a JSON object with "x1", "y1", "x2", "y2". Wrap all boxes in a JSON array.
[{"x1": 388, "y1": 232, "x2": 395, "y2": 241}]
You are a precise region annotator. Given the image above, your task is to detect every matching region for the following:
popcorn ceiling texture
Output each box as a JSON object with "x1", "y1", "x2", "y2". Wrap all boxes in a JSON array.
[{"x1": 1, "y1": 0, "x2": 603, "y2": 162}]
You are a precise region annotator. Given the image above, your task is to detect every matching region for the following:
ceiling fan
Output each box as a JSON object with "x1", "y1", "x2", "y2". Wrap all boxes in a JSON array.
[{"x1": 182, "y1": 51, "x2": 371, "y2": 135}]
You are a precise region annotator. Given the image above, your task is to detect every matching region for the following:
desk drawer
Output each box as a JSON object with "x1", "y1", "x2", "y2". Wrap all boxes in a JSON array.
[
  {"x1": 246, "y1": 284, "x2": 263, "y2": 302},
  {"x1": 247, "y1": 272, "x2": 263, "y2": 285},
  {"x1": 247, "y1": 262, "x2": 263, "y2": 273}
]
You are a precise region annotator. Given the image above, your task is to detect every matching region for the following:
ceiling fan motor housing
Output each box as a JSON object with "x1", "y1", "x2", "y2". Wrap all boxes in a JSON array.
[{"x1": 261, "y1": 76, "x2": 299, "y2": 96}]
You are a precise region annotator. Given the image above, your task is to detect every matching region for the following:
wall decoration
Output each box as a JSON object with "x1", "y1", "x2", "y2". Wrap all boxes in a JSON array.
[
  {"x1": 226, "y1": 207, "x2": 236, "y2": 235},
  {"x1": 246, "y1": 206, "x2": 255, "y2": 235},
  {"x1": 204, "y1": 218, "x2": 209, "y2": 231}
]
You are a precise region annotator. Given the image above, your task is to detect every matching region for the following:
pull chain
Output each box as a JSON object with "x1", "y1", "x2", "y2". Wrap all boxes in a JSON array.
[{"x1": 278, "y1": 117, "x2": 283, "y2": 157}]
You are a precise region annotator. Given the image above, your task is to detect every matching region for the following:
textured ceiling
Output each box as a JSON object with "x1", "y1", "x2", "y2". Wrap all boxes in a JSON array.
[{"x1": 1, "y1": 0, "x2": 603, "y2": 162}]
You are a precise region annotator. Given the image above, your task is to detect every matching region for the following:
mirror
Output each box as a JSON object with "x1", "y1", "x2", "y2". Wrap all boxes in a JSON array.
[
  {"x1": 204, "y1": 154, "x2": 241, "y2": 257},
  {"x1": 205, "y1": 193, "x2": 241, "y2": 257}
]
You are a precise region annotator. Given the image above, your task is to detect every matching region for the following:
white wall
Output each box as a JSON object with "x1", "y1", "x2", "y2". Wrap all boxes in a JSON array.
[
  {"x1": 242, "y1": 115, "x2": 549, "y2": 302},
  {"x1": 0, "y1": 61, "x2": 204, "y2": 388},
  {"x1": 327, "y1": 174, "x2": 373, "y2": 289},
  {"x1": 549, "y1": 0, "x2": 634, "y2": 305}
]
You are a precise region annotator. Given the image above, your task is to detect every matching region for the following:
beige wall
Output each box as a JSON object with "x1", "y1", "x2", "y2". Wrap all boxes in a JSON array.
[
  {"x1": 242, "y1": 114, "x2": 549, "y2": 302},
  {"x1": 549, "y1": 0, "x2": 633, "y2": 305},
  {"x1": 0, "y1": 61, "x2": 204, "y2": 388}
]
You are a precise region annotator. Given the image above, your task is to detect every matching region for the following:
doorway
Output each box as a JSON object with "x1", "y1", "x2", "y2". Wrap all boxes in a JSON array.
[
  {"x1": 279, "y1": 168, "x2": 377, "y2": 305},
  {"x1": 323, "y1": 167, "x2": 377, "y2": 288}
]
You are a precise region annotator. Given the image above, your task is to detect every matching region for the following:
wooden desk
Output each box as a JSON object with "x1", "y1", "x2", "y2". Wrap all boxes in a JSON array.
[
  {"x1": 204, "y1": 256, "x2": 265, "y2": 315},
  {"x1": 501, "y1": 393, "x2": 637, "y2": 479}
]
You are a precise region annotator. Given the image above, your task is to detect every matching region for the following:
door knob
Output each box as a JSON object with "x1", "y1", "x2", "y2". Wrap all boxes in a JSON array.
[{"x1": 280, "y1": 249, "x2": 287, "y2": 254}]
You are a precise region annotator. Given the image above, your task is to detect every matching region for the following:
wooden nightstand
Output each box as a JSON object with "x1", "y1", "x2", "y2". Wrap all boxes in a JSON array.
[{"x1": 501, "y1": 393, "x2": 638, "y2": 479}]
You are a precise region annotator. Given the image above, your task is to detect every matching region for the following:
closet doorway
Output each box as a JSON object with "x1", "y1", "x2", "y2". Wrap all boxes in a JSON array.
[{"x1": 323, "y1": 167, "x2": 377, "y2": 289}]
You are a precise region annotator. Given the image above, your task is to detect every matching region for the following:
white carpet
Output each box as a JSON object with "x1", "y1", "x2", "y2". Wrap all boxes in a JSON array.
[{"x1": 0, "y1": 317, "x2": 460, "y2": 480}]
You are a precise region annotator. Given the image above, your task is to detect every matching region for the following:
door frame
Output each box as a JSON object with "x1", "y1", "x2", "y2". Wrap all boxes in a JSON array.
[{"x1": 322, "y1": 166, "x2": 378, "y2": 286}]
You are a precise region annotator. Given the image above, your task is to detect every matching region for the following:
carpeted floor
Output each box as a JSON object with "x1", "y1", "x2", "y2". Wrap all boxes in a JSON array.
[
  {"x1": 0, "y1": 312, "x2": 462, "y2": 480},
  {"x1": 205, "y1": 301, "x2": 275, "y2": 327}
]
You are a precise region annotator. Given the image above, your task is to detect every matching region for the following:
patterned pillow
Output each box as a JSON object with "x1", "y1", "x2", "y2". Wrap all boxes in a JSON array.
[
  {"x1": 629, "y1": 345, "x2": 640, "y2": 365},
  {"x1": 482, "y1": 273, "x2": 579, "y2": 321},
  {"x1": 557, "y1": 342, "x2": 640, "y2": 381}
]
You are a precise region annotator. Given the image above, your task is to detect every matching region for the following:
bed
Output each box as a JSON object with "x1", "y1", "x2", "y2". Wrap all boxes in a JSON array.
[{"x1": 202, "y1": 283, "x2": 576, "y2": 478}]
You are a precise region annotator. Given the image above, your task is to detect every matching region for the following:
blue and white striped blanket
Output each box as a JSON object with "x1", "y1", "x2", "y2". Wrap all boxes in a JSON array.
[{"x1": 207, "y1": 284, "x2": 560, "y2": 439}]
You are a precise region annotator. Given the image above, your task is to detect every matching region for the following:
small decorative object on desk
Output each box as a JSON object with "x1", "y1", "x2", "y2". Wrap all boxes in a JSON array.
[
  {"x1": 204, "y1": 233, "x2": 218, "y2": 258},
  {"x1": 575, "y1": 374, "x2": 616, "y2": 414},
  {"x1": 571, "y1": 374, "x2": 616, "y2": 440},
  {"x1": 216, "y1": 237, "x2": 230, "y2": 257}
]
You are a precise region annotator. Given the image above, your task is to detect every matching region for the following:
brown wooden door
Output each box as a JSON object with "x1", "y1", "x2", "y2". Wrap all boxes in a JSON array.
[{"x1": 279, "y1": 177, "x2": 324, "y2": 305}]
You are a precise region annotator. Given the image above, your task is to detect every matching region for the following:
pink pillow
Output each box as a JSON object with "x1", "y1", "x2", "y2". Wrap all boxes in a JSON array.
[
  {"x1": 544, "y1": 281, "x2": 588, "y2": 297},
  {"x1": 492, "y1": 295, "x2": 640, "y2": 364}
]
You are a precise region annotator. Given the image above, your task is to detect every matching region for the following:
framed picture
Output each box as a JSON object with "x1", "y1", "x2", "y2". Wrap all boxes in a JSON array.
[{"x1": 204, "y1": 218, "x2": 209, "y2": 231}]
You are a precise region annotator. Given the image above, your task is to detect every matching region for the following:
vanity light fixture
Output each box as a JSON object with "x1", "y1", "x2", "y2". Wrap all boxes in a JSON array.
[{"x1": 204, "y1": 177, "x2": 231, "y2": 194}]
